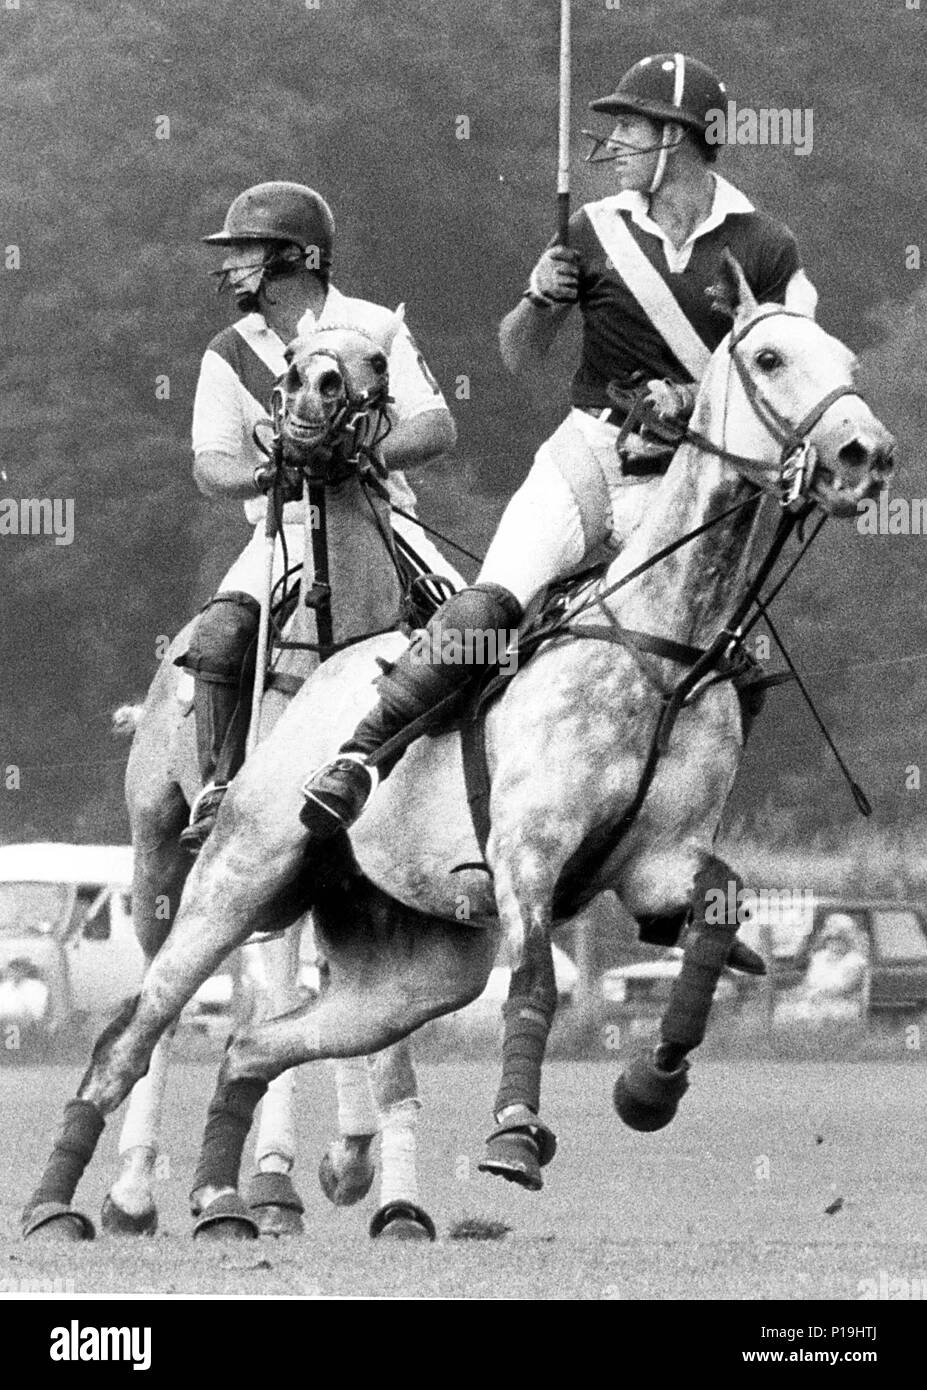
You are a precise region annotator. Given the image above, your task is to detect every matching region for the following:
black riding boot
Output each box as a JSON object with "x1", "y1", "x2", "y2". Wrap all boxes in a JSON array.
[
  {"x1": 177, "y1": 592, "x2": 260, "y2": 852},
  {"x1": 299, "y1": 583, "x2": 522, "y2": 838}
]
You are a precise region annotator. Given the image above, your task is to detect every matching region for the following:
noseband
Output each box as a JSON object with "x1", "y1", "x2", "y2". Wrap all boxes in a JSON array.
[
  {"x1": 274, "y1": 329, "x2": 392, "y2": 484},
  {"x1": 686, "y1": 307, "x2": 865, "y2": 508}
]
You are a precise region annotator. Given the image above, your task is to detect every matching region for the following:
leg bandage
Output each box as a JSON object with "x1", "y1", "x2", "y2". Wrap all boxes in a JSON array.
[
  {"x1": 330, "y1": 1057, "x2": 379, "y2": 1137},
  {"x1": 378, "y1": 1098, "x2": 421, "y2": 1207}
]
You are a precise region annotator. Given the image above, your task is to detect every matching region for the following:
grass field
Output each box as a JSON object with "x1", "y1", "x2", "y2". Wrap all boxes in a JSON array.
[{"x1": 1, "y1": 1059, "x2": 925, "y2": 1300}]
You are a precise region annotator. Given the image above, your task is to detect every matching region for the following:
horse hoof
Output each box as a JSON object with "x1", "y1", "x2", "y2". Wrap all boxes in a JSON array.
[
  {"x1": 318, "y1": 1135, "x2": 376, "y2": 1207},
  {"x1": 614, "y1": 1052, "x2": 689, "y2": 1132},
  {"x1": 477, "y1": 1114, "x2": 557, "y2": 1191},
  {"x1": 246, "y1": 1172, "x2": 305, "y2": 1237},
  {"x1": 192, "y1": 1192, "x2": 259, "y2": 1241},
  {"x1": 100, "y1": 1195, "x2": 158, "y2": 1237},
  {"x1": 22, "y1": 1202, "x2": 95, "y2": 1242},
  {"x1": 369, "y1": 1201, "x2": 436, "y2": 1242}
]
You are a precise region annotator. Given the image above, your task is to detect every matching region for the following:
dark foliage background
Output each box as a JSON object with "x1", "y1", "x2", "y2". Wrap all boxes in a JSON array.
[{"x1": 1, "y1": 0, "x2": 925, "y2": 847}]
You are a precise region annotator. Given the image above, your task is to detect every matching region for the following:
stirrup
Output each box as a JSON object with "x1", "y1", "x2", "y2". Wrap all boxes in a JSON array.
[
  {"x1": 179, "y1": 782, "x2": 228, "y2": 853},
  {"x1": 299, "y1": 758, "x2": 373, "y2": 837}
]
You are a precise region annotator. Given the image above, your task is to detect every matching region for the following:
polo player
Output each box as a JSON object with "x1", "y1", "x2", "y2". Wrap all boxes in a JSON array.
[
  {"x1": 179, "y1": 180, "x2": 459, "y2": 850},
  {"x1": 299, "y1": 54, "x2": 818, "y2": 835}
]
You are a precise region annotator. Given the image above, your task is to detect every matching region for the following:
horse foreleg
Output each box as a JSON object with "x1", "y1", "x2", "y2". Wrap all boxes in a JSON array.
[
  {"x1": 103, "y1": 808, "x2": 190, "y2": 1237},
  {"x1": 101, "y1": 1025, "x2": 177, "y2": 1235},
  {"x1": 615, "y1": 854, "x2": 738, "y2": 1131},
  {"x1": 478, "y1": 931, "x2": 559, "y2": 1192},
  {"x1": 318, "y1": 1056, "x2": 379, "y2": 1207}
]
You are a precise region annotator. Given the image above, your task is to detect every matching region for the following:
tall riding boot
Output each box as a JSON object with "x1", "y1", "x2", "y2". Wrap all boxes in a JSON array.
[
  {"x1": 299, "y1": 583, "x2": 522, "y2": 838},
  {"x1": 177, "y1": 592, "x2": 260, "y2": 852}
]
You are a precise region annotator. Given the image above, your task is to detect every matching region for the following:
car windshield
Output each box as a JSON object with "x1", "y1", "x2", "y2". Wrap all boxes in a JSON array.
[
  {"x1": 0, "y1": 882, "x2": 71, "y2": 937},
  {"x1": 871, "y1": 911, "x2": 927, "y2": 962}
]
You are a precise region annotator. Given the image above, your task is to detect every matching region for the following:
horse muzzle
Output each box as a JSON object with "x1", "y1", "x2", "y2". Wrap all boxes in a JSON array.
[{"x1": 811, "y1": 428, "x2": 896, "y2": 516}]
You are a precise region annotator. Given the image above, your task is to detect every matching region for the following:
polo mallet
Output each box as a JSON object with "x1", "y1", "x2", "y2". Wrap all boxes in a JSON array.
[
  {"x1": 245, "y1": 407, "x2": 285, "y2": 758},
  {"x1": 557, "y1": 0, "x2": 572, "y2": 246}
]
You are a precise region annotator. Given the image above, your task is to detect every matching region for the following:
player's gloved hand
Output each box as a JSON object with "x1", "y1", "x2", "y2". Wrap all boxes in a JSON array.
[
  {"x1": 253, "y1": 459, "x2": 303, "y2": 502},
  {"x1": 644, "y1": 378, "x2": 697, "y2": 422},
  {"x1": 527, "y1": 245, "x2": 580, "y2": 306}
]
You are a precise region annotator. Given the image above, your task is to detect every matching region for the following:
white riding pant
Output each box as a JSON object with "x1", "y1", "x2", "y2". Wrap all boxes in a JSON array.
[
  {"x1": 477, "y1": 409, "x2": 662, "y2": 609},
  {"x1": 218, "y1": 508, "x2": 465, "y2": 601}
]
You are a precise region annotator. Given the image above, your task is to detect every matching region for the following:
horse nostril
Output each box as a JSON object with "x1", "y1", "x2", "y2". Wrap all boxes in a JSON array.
[
  {"x1": 318, "y1": 369, "x2": 343, "y2": 397},
  {"x1": 837, "y1": 439, "x2": 869, "y2": 470}
]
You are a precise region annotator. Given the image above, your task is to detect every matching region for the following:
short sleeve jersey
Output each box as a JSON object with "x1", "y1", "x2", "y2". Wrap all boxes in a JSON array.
[
  {"x1": 567, "y1": 174, "x2": 802, "y2": 410},
  {"x1": 191, "y1": 285, "x2": 447, "y2": 525}
]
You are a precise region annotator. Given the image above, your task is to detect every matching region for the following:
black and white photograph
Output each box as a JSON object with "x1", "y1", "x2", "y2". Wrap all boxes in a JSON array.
[{"x1": 1, "y1": 0, "x2": 926, "y2": 1327}]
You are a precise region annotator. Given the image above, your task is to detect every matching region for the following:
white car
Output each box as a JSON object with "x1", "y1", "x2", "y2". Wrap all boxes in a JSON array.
[{"x1": 0, "y1": 843, "x2": 143, "y2": 1047}]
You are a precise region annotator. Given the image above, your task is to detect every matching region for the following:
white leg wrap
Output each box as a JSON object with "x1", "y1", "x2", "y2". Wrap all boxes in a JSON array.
[
  {"x1": 118, "y1": 1032, "x2": 172, "y2": 1156},
  {"x1": 378, "y1": 1097, "x2": 421, "y2": 1207},
  {"x1": 331, "y1": 1056, "x2": 379, "y2": 1136},
  {"x1": 254, "y1": 1070, "x2": 297, "y2": 1174}
]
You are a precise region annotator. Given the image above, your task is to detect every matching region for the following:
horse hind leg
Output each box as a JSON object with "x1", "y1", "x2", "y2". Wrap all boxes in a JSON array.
[{"x1": 614, "y1": 853, "x2": 739, "y2": 1132}]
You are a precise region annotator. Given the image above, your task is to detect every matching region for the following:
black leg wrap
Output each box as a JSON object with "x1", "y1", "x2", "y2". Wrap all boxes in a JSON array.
[
  {"x1": 494, "y1": 1001, "x2": 555, "y2": 1116},
  {"x1": 191, "y1": 1077, "x2": 268, "y2": 1197},
  {"x1": 660, "y1": 860, "x2": 740, "y2": 1054},
  {"x1": 27, "y1": 1100, "x2": 105, "y2": 1213}
]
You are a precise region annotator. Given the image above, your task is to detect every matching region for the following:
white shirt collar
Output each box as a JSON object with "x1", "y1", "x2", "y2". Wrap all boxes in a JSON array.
[
  {"x1": 238, "y1": 284, "x2": 345, "y2": 345},
  {"x1": 610, "y1": 174, "x2": 754, "y2": 271}
]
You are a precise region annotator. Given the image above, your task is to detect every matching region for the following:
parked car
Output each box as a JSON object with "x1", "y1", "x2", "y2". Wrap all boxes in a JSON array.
[
  {"x1": 742, "y1": 897, "x2": 927, "y2": 1018},
  {"x1": 0, "y1": 842, "x2": 144, "y2": 1053}
]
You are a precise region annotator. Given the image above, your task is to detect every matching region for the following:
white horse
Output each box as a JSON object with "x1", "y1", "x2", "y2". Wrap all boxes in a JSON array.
[
  {"x1": 90, "y1": 325, "x2": 444, "y2": 1242},
  {"x1": 23, "y1": 259, "x2": 895, "y2": 1237}
]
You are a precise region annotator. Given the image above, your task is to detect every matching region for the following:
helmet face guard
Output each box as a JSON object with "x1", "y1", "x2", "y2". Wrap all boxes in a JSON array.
[
  {"x1": 582, "y1": 126, "x2": 674, "y2": 165},
  {"x1": 209, "y1": 241, "x2": 310, "y2": 307}
]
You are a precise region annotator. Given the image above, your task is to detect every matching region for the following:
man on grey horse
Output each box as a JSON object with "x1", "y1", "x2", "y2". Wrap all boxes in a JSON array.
[
  {"x1": 179, "y1": 180, "x2": 459, "y2": 850},
  {"x1": 299, "y1": 53, "x2": 817, "y2": 836}
]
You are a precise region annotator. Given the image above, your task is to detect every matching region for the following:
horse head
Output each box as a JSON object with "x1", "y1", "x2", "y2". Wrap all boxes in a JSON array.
[
  {"x1": 702, "y1": 253, "x2": 895, "y2": 516},
  {"x1": 275, "y1": 321, "x2": 398, "y2": 480}
]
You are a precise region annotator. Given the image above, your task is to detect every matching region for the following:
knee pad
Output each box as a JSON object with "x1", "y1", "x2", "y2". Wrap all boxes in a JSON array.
[
  {"x1": 181, "y1": 591, "x2": 261, "y2": 685},
  {"x1": 418, "y1": 584, "x2": 522, "y2": 665}
]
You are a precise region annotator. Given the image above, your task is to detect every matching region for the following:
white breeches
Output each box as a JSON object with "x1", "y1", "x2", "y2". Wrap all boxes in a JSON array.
[
  {"x1": 217, "y1": 510, "x2": 465, "y2": 603},
  {"x1": 477, "y1": 410, "x2": 661, "y2": 609}
]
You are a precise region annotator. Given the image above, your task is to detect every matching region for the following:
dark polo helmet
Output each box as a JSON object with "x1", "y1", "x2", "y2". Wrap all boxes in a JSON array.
[
  {"x1": 590, "y1": 53, "x2": 727, "y2": 133},
  {"x1": 203, "y1": 181, "x2": 334, "y2": 269}
]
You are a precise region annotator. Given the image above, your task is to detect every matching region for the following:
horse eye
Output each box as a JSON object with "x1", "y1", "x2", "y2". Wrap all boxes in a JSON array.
[
  {"x1": 369, "y1": 352, "x2": 387, "y2": 376},
  {"x1": 285, "y1": 363, "x2": 301, "y2": 391},
  {"x1": 755, "y1": 349, "x2": 781, "y2": 372}
]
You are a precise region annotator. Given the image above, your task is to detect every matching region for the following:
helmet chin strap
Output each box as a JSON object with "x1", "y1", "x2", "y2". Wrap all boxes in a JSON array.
[{"x1": 647, "y1": 123, "x2": 684, "y2": 195}]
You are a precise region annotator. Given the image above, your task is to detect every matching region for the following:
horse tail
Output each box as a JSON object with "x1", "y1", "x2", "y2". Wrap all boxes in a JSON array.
[{"x1": 111, "y1": 703, "x2": 145, "y2": 737}]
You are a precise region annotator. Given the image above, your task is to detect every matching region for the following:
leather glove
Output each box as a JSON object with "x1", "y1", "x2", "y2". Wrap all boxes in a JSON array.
[{"x1": 527, "y1": 245, "x2": 580, "y2": 306}]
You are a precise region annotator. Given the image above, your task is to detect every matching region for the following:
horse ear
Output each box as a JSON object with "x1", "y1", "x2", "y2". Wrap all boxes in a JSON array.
[
  {"x1": 379, "y1": 304, "x2": 406, "y2": 354},
  {"x1": 707, "y1": 249, "x2": 758, "y2": 322}
]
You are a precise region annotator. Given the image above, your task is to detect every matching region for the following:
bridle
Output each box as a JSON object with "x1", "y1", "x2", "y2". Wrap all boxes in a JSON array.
[
  {"x1": 272, "y1": 326, "x2": 393, "y2": 484},
  {"x1": 683, "y1": 306, "x2": 869, "y2": 510}
]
